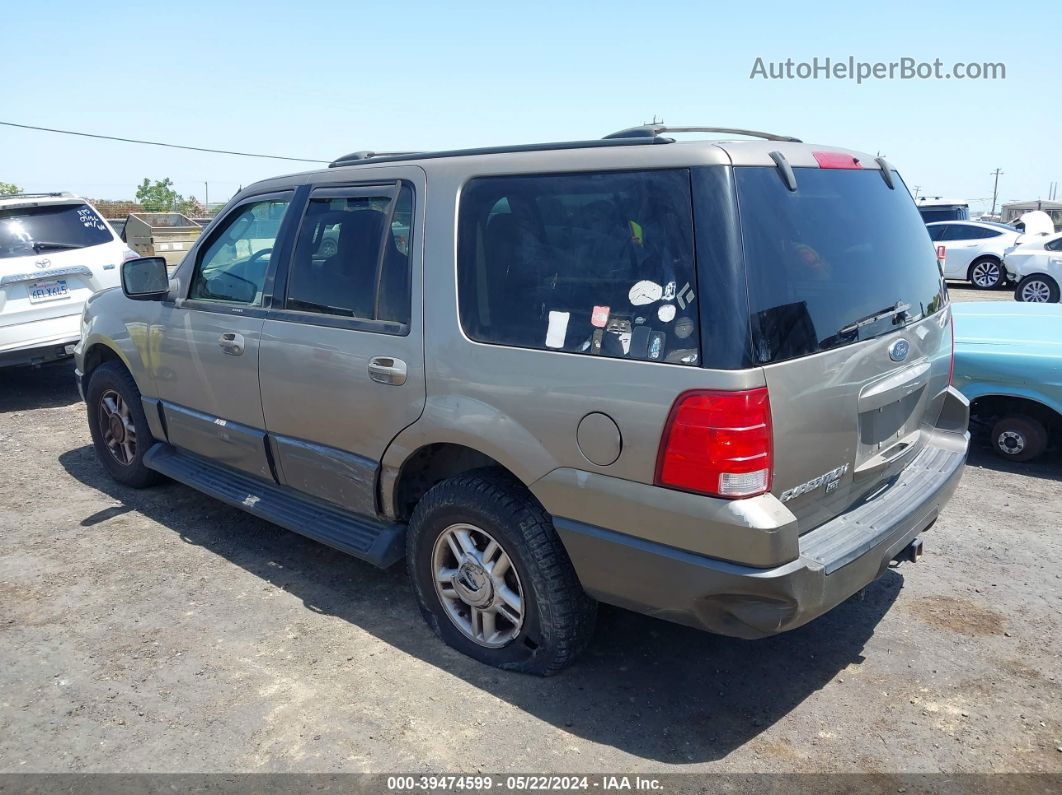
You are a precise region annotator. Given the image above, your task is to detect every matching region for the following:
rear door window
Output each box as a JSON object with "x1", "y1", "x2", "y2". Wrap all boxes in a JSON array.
[
  {"x1": 940, "y1": 224, "x2": 972, "y2": 241},
  {"x1": 284, "y1": 184, "x2": 412, "y2": 325},
  {"x1": 0, "y1": 203, "x2": 114, "y2": 259},
  {"x1": 458, "y1": 170, "x2": 700, "y2": 365},
  {"x1": 736, "y1": 167, "x2": 946, "y2": 364}
]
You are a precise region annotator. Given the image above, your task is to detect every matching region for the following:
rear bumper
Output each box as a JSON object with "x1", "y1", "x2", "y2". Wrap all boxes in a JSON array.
[
  {"x1": 0, "y1": 313, "x2": 81, "y2": 367},
  {"x1": 554, "y1": 431, "x2": 968, "y2": 639}
]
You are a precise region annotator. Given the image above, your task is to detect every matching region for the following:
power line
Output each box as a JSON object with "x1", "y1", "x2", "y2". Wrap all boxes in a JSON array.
[{"x1": 0, "y1": 120, "x2": 329, "y2": 164}]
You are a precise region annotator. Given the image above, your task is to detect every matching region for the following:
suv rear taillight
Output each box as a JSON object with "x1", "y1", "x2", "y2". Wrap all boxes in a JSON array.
[{"x1": 655, "y1": 388, "x2": 773, "y2": 499}]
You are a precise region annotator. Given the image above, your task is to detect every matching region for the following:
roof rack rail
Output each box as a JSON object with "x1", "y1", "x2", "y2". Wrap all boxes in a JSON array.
[
  {"x1": 335, "y1": 150, "x2": 423, "y2": 162},
  {"x1": 1, "y1": 191, "x2": 75, "y2": 199},
  {"x1": 329, "y1": 136, "x2": 670, "y2": 168},
  {"x1": 603, "y1": 125, "x2": 802, "y2": 143}
]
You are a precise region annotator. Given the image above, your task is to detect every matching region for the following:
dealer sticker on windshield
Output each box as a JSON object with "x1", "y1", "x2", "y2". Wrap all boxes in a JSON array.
[{"x1": 28, "y1": 279, "x2": 70, "y2": 303}]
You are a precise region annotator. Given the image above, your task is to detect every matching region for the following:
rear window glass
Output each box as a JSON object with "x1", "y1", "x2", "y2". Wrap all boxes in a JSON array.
[
  {"x1": 918, "y1": 206, "x2": 969, "y2": 223},
  {"x1": 0, "y1": 203, "x2": 114, "y2": 260},
  {"x1": 458, "y1": 170, "x2": 700, "y2": 365},
  {"x1": 737, "y1": 167, "x2": 946, "y2": 364}
]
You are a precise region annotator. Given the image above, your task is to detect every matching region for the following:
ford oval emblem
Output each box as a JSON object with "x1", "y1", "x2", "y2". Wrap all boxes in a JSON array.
[{"x1": 889, "y1": 339, "x2": 910, "y2": 362}]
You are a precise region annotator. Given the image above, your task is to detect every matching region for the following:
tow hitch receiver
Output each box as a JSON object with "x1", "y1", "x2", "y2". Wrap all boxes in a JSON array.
[{"x1": 893, "y1": 537, "x2": 924, "y2": 565}]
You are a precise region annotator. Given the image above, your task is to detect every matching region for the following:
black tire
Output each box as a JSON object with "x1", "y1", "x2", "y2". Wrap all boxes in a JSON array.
[
  {"x1": 990, "y1": 414, "x2": 1048, "y2": 463},
  {"x1": 85, "y1": 361, "x2": 163, "y2": 488},
  {"x1": 406, "y1": 468, "x2": 596, "y2": 675},
  {"x1": 1015, "y1": 274, "x2": 1061, "y2": 303},
  {"x1": 967, "y1": 257, "x2": 1004, "y2": 290}
]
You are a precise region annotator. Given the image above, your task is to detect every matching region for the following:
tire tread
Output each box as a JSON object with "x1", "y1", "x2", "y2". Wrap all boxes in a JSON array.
[{"x1": 406, "y1": 468, "x2": 595, "y2": 675}]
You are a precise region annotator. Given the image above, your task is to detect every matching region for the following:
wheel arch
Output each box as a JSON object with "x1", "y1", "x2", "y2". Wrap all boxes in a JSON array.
[
  {"x1": 82, "y1": 341, "x2": 130, "y2": 384},
  {"x1": 968, "y1": 391, "x2": 1062, "y2": 429},
  {"x1": 379, "y1": 396, "x2": 559, "y2": 522},
  {"x1": 386, "y1": 442, "x2": 533, "y2": 523}
]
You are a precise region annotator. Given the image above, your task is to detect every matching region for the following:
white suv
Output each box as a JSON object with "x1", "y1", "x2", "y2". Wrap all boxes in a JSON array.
[
  {"x1": 926, "y1": 220, "x2": 1022, "y2": 289},
  {"x1": 0, "y1": 193, "x2": 137, "y2": 367}
]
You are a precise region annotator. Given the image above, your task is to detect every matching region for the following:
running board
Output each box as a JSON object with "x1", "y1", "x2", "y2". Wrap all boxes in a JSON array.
[{"x1": 143, "y1": 443, "x2": 405, "y2": 568}]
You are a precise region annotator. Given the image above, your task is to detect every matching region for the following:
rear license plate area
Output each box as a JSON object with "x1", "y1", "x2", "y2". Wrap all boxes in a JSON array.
[
  {"x1": 28, "y1": 279, "x2": 70, "y2": 303},
  {"x1": 858, "y1": 387, "x2": 924, "y2": 460}
]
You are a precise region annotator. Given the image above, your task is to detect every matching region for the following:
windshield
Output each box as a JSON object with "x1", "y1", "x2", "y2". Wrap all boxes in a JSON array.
[
  {"x1": 736, "y1": 167, "x2": 946, "y2": 364},
  {"x1": 0, "y1": 203, "x2": 114, "y2": 260}
]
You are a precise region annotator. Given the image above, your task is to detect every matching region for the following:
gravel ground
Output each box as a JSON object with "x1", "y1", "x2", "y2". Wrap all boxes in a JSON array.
[{"x1": 1, "y1": 284, "x2": 1059, "y2": 776}]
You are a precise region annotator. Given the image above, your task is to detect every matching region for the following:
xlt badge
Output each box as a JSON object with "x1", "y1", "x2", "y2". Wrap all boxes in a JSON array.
[{"x1": 780, "y1": 463, "x2": 850, "y2": 502}]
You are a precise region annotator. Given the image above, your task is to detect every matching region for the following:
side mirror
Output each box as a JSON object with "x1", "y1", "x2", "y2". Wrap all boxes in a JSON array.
[{"x1": 121, "y1": 257, "x2": 170, "y2": 301}]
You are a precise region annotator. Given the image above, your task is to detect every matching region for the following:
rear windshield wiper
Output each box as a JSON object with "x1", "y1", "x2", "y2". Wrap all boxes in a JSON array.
[
  {"x1": 32, "y1": 241, "x2": 86, "y2": 252},
  {"x1": 836, "y1": 301, "x2": 912, "y2": 338}
]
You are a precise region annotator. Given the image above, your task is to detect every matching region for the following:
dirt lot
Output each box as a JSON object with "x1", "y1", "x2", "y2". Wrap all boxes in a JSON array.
[{"x1": 1, "y1": 285, "x2": 1060, "y2": 776}]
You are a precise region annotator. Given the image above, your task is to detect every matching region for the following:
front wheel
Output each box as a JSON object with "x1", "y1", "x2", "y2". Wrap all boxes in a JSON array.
[
  {"x1": 406, "y1": 469, "x2": 596, "y2": 675},
  {"x1": 990, "y1": 414, "x2": 1048, "y2": 463},
  {"x1": 86, "y1": 361, "x2": 163, "y2": 488},
  {"x1": 1015, "y1": 274, "x2": 1060, "y2": 303},
  {"x1": 968, "y1": 257, "x2": 1004, "y2": 290}
]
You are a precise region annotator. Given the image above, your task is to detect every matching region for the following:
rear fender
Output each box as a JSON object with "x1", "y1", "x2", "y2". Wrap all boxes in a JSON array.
[{"x1": 379, "y1": 395, "x2": 557, "y2": 518}]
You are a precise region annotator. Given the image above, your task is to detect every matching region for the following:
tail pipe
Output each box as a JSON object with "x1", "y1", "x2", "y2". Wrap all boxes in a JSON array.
[{"x1": 893, "y1": 536, "x2": 924, "y2": 565}]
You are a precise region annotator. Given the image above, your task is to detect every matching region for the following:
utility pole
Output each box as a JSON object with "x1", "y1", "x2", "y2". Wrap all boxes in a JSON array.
[
  {"x1": 989, "y1": 168, "x2": 1003, "y2": 216},
  {"x1": 204, "y1": 181, "x2": 209, "y2": 211},
  {"x1": 912, "y1": 185, "x2": 922, "y2": 200}
]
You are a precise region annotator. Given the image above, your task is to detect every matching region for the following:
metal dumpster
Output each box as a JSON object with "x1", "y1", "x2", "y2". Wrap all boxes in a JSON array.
[{"x1": 122, "y1": 212, "x2": 203, "y2": 268}]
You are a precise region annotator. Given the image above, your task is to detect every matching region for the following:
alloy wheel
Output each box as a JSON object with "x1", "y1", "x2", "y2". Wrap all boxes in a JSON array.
[
  {"x1": 971, "y1": 261, "x2": 1001, "y2": 288},
  {"x1": 1020, "y1": 279, "x2": 1052, "y2": 302},
  {"x1": 98, "y1": 389, "x2": 137, "y2": 465},
  {"x1": 431, "y1": 523, "x2": 524, "y2": 648}
]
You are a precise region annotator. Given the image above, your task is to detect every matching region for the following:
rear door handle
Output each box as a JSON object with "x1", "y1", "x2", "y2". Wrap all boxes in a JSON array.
[
  {"x1": 368, "y1": 356, "x2": 407, "y2": 386},
  {"x1": 218, "y1": 332, "x2": 245, "y2": 356}
]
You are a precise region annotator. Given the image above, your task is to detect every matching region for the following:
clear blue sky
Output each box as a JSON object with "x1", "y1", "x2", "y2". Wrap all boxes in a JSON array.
[{"x1": 2, "y1": 0, "x2": 1058, "y2": 215}]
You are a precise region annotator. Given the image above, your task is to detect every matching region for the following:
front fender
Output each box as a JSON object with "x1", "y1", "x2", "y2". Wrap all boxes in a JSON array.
[{"x1": 74, "y1": 288, "x2": 162, "y2": 399}]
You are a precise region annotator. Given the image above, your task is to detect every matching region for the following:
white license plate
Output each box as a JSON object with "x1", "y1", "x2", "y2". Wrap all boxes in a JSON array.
[{"x1": 28, "y1": 279, "x2": 70, "y2": 303}]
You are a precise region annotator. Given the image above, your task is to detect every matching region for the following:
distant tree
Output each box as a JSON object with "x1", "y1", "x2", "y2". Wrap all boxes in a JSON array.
[
  {"x1": 177, "y1": 195, "x2": 204, "y2": 217},
  {"x1": 135, "y1": 177, "x2": 182, "y2": 212},
  {"x1": 0, "y1": 181, "x2": 21, "y2": 196}
]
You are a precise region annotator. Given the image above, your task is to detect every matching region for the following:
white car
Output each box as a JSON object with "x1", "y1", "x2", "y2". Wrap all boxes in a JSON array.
[
  {"x1": 926, "y1": 220, "x2": 1022, "y2": 290},
  {"x1": 1, "y1": 193, "x2": 137, "y2": 367},
  {"x1": 1005, "y1": 231, "x2": 1062, "y2": 303}
]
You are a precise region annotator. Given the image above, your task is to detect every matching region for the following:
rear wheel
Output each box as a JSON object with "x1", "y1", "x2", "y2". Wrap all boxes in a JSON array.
[
  {"x1": 968, "y1": 257, "x2": 1004, "y2": 289},
  {"x1": 86, "y1": 362, "x2": 163, "y2": 488},
  {"x1": 1015, "y1": 274, "x2": 1060, "y2": 303},
  {"x1": 406, "y1": 469, "x2": 596, "y2": 675},
  {"x1": 990, "y1": 414, "x2": 1048, "y2": 463}
]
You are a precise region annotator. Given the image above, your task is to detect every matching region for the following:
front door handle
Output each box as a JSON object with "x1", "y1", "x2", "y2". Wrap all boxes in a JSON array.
[
  {"x1": 368, "y1": 356, "x2": 407, "y2": 386},
  {"x1": 218, "y1": 332, "x2": 245, "y2": 356}
]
